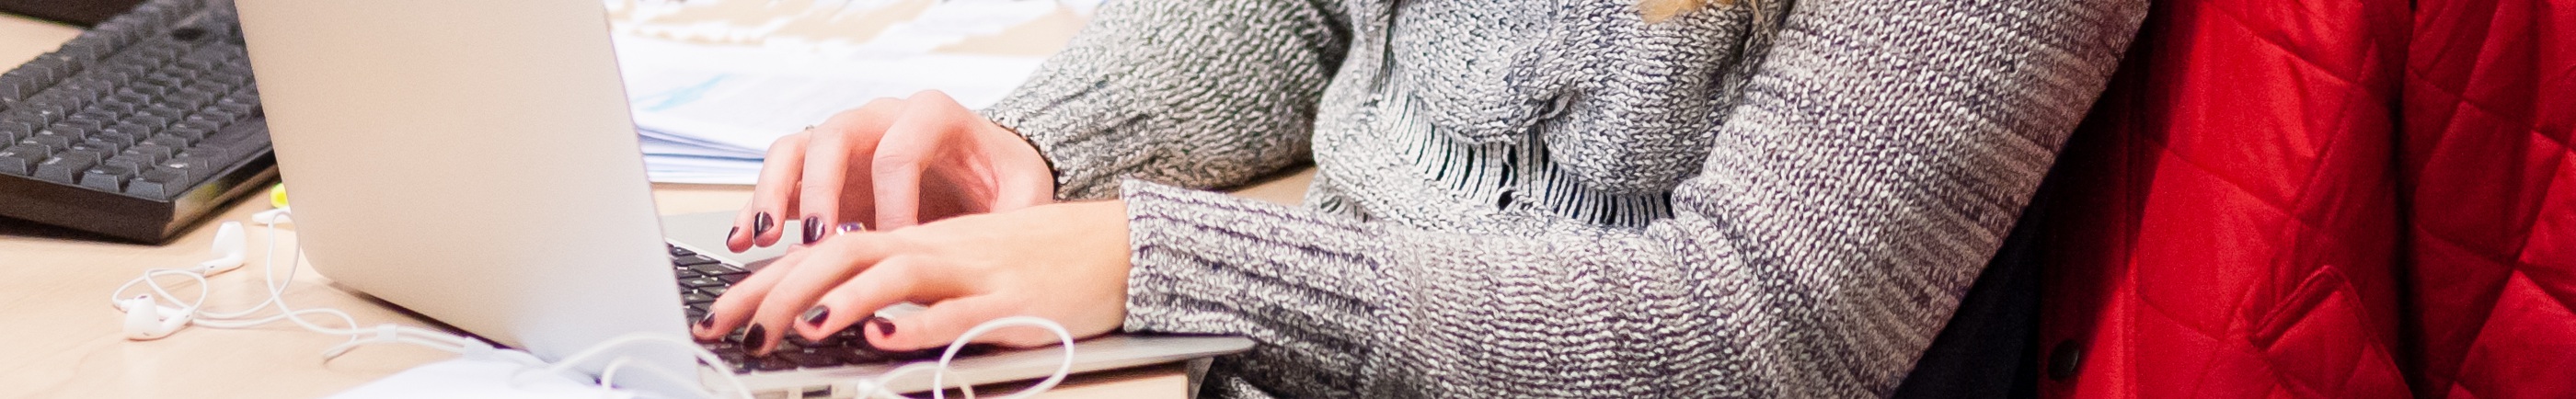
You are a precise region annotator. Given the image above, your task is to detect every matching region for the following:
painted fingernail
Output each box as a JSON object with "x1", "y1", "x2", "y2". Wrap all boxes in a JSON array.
[
  {"x1": 868, "y1": 316, "x2": 896, "y2": 337},
  {"x1": 837, "y1": 222, "x2": 864, "y2": 234},
  {"x1": 801, "y1": 215, "x2": 823, "y2": 245},
  {"x1": 725, "y1": 226, "x2": 739, "y2": 242},
  {"x1": 696, "y1": 313, "x2": 716, "y2": 329},
  {"x1": 745, "y1": 324, "x2": 769, "y2": 352},
  {"x1": 801, "y1": 306, "x2": 830, "y2": 326},
  {"x1": 753, "y1": 212, "x2": 775, "y2": 236}
]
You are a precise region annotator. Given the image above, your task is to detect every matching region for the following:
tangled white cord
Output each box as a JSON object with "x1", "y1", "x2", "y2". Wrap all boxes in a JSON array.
[{"x1": 110, "y1": 211, "x2": 1080, "y2": 399}]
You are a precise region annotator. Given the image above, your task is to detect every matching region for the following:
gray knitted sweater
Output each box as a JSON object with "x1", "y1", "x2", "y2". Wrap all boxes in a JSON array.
[{"x1": 981, "y1": 0, "x2": 2145, "y2": 397}]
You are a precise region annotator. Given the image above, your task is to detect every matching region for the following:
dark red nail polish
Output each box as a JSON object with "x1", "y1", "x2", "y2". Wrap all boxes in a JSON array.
[
  {"x1": 725, "y1": 226, "x2": 739, "y2": 242},
  {"x1": 753, "y1": 212, "x2": 774, "y2": 236},
  {"x1": 745, "y1": 324, "x2": 769, "y2": 352},
  {"x1": 800, "y1": 306, "x2": 830, "y2": 326},
  {"x1": 837, "y1": 222, "x2": 863, "y2": 234},
  {"x1": 801, "y1": 215, "x2": 823, "y2": 245},
  {"x1": 869, "y1": 317, "x2": 896, "y2": 336},
  {"x1": 696, "y1": 313, "x2": 716, "y2": 328}
]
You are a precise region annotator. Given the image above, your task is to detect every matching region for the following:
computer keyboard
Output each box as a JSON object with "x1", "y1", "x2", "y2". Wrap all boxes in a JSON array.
[
  {"x1": 0, "y1": 0, "x2": 274, "y2": 243},
  {"x1": 669, "y1": 245, "x2": 993, "y2": 373}
]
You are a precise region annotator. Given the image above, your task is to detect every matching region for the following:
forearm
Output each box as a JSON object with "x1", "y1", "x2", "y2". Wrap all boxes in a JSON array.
[
  {"x1": 1110, "y1": 0, "x2": 2149, "y2": 396},
  {"x1": 981, "y1": 0, "x2": 1350, "y2": 200}
]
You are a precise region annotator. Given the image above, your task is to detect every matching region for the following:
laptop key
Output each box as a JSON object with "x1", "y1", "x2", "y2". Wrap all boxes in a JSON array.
[
  {"x1": 673, "y1": 255, "x2": 719, "y2": 266},
  {"x1": 777, "y1": 350, "x2": 843, "y2": 369},
  {"x1": 681, "y1": 292, "x2": 716, "y2": 304},
  {"x1": 687, "y1": 263, "x2": 744, "y2": 276},
  {"x1": 698, "y1": 286, "x2": 728, "y2": 296},
  {"x1": 679, "y1": 277, "x2": 726, "y2": 288},
  {"x1": 747, "y1": 356, "x2": 799, "y2": 371}
]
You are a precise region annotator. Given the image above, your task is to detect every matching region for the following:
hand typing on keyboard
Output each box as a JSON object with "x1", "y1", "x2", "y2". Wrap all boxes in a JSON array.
[
  {"x1": 693, "y1": 200, "x2": 1132, "y2": 358},
  {"x1": 720, "y1": 90, "x2": 1054, "y2": 252}
]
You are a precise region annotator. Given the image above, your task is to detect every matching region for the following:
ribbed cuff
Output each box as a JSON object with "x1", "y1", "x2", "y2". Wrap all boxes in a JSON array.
[
  {"x1": 978, "y1": 75, "x2": 1156, "y2": 200},
  {"x1": 1115, "y1": 179, "x2": 1393, "y2": 393}
]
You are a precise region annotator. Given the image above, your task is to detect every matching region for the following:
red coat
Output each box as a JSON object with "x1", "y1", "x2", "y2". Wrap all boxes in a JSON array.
[
  {"x1": 2399, "y1": 0, "x2": 2576, "y2": 397},
  {"x1": 2031, "y1": 0, "x2": 2415, "y2": 396}
]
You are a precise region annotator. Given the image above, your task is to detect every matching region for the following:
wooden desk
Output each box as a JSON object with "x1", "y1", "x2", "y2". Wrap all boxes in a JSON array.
[{"x1": 0, "y1": 12, "x2": 1317, "y2": 399}]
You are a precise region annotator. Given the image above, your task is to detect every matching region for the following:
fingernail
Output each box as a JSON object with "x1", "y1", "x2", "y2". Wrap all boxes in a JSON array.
[
  {"x1": 801, "y1": 215, "x2": 823, "y2": 245},
  {"x1": 801, "y1": 306, "x2": 830, "y2": 326},
  {"x1": 753, "y1": 212, "x2": 775, "y2": 236},
  {"x1": 725, "y1": 226, "x2": 739, "y2": 242},
  {"x1": 837, "y1": 222, "x2": 864, "y2": 234},
  {"x1": 745, "y1": 324, "x2": 769, "y2": 352},
  {"x1": 696, "y1": 313, "x2": 716, "y2": 329},
  {"x1": 868, "y1": 317, "x2": 896, "y2": 337}
]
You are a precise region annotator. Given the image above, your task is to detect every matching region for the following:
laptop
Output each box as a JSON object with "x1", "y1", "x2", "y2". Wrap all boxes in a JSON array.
[{"x1": 227, "y1": 1, "x2": 1251, "y2": 398}]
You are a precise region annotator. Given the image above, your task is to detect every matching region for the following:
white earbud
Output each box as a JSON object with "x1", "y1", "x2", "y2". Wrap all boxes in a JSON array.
[
  {"x1": 252, "y1": 208, "x2": 292, "y2": 224},
  {"x1": 119, "y1": 295, "x2": 193, "y2": 340},
  {"x1": 194, "y1": 222, "x2": 247, "y2": 276}
]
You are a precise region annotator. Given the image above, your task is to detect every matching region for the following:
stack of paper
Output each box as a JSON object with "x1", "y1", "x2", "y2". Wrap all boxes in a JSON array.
[{"x1": 605, "y1": 0, "x2": 1094, "y2": 184}]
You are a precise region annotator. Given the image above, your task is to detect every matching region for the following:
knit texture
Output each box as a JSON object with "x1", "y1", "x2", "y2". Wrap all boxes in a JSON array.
[{"x1": 983, "y1": 0, "x2": 2146, "y2": 397}]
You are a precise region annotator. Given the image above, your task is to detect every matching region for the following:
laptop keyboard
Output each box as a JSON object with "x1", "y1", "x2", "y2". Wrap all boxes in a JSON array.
[{"x1": 669, "y1": 245, "x2": 991, "y2": 373}]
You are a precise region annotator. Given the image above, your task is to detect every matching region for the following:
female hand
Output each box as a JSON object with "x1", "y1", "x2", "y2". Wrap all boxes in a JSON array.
[
  {"x1": 727, "y1": 90, "x2": 1056, "y2": 252},
  {"x1": 693, "y1": 200, "x2": 1133, "y2": 355}
]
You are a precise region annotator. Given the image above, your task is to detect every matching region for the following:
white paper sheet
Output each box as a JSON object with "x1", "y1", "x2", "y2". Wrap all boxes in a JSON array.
[{"x1": 607, "y1": 0, "x2": 1088, "y2": 184}]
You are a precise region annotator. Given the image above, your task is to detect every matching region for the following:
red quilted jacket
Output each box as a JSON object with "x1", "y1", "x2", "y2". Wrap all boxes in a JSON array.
[
  {"x1": 2030, "y1": 0, "x2": 2414, "y2": 396},
  {"x1": 2029, "y1": 0, "x2": 2573, "y2": 397},
  {"x1": 2399, "y1": 0, "x2": 2576, "y2": 397}
]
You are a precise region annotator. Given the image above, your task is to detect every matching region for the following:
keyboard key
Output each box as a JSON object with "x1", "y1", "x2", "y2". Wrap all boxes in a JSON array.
[
  {"x1": 747, "y1": 356, "x2": 799, "y2": 371},
  {"x1": 681, "y1": 292, "x2": 716, "y2": 304},
  {"x1": 80, "y1": 164, "x2": 137, "y2": 191},
  {"x1": 144, "y1": 134, "x2": 190, "y2": 149},
  {"x1": 0, "y1": 147, "x2": 44, "y2": 176},
  {"x1": 698, "y1": 286, "x2": 728, "y2": 296},
  {"x1": 121, "y1": 142, "x2": 175, "y2": 164},
  {"x1": 123, "y1": 174, "x2": 176, "y2": 198},
  {"x1": 679, "y1": 277, "x2": 726, "y2": 288},
  {"x1": 23, "y1": 131, "x2": 74, "y2": 149},
  {"x1": 777, "y1": 350, "x2": 843, "y2": 368},
  {"x1": 670, "y1": 246, "x2": 696, "y2": 256},
  {"x1": 673, "y1": 255, "x2": 719, "y2": 266},
  {"x1": 687, "y1": 263, "x2": 745, "y2": 276},
  {"x1": 147, "y1": 156, "x2": 212, "y2": 185},
  {"x1": 34, "y1": 152, "x2": 102, "y2": 183}
]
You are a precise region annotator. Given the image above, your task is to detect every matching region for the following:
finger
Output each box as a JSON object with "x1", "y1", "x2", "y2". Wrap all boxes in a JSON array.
[
  {"x1": 692, "y1": 248, "x2": 811, "y2": 341},
  {"x1": 870, "y1": 92, "x2": 972, "y2": 230},
  {"x1": 979, "y1": 122, "x2": 1058, "y2": 211},
  {"x1": 796, "y1": 99, "x2": 904, "y2": 245},
  {"x1": 791, "y1": 255, "x2": 937, "y2": 342},
  {"x1": 736, "y1": 131, "x2": 811, "y2": 251},
  {"x1": 744, "y1": 234, "x2": 905, "y2": 355},
  {"x1": 872, "y1": 295, "x2": 1060, "y2": 350}
]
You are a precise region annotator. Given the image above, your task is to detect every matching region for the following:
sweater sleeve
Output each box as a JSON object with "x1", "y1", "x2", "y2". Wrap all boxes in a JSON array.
[
  {"x1": 978, "y1": 0, "x2": 1350, "y2": 200},
  {"x1": 1114, "y1": 1, "x2": 2147, "y2": 397}
]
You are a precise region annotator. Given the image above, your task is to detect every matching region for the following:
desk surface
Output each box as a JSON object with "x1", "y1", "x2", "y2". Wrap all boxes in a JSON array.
[{"x1": 0, "y1": 12, "x2": 1315, "y2": 399}]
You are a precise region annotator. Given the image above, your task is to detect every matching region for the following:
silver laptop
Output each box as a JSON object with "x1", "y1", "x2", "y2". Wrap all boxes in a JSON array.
[{"x1": 228, "y1": 1, "x2": 1249, "y2": 397}]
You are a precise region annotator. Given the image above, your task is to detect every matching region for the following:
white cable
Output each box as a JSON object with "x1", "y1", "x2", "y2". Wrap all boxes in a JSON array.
[
  {"x1": 834, "y1": 316, "x2": 1076, "y2": 399},
  {"x1": 109, "y1": 213, "x2": 479, "y2": 359}
]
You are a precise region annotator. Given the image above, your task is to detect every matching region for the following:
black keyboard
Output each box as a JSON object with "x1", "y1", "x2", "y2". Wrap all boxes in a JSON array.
[
  {"x1": 0, "y1": 0, "x2": 273, "y2": 244},
  {"x1": 668, "y1": 245, "x2": 992, "y2": 373}
]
